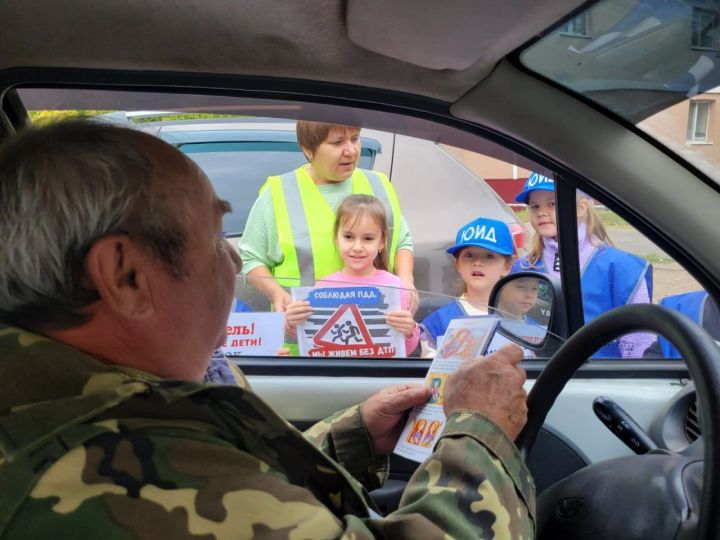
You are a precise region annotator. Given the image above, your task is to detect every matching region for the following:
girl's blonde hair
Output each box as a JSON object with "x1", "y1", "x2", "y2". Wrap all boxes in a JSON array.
[
  {"x1": 526, "y1": 190, "x2": 613, "y2": 266},
  {"x1": 334, "y1": 194, "x2": 389, "y2": 271},
  {"x1": 578, "y1": 192, "x2": 613, "y2": 247},
  {"x1": 526, "y1": 231, "x2": 545, "y2": 268}
]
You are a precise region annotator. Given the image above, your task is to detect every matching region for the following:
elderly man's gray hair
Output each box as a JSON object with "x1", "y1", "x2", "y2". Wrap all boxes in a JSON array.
[{"x1": 0, "y1": 120, "x2": 189, "y2": 330}]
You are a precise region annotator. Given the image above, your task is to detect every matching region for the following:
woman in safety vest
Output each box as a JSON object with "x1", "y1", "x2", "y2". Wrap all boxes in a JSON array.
[{"x1": 240, "y1": 121, "x2": 416, "y2": 313}]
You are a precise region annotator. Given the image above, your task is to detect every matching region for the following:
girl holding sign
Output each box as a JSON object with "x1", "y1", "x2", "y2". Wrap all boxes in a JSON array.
[{"x1": 285, "y1": 194, "x2": 420, "y2": 354}]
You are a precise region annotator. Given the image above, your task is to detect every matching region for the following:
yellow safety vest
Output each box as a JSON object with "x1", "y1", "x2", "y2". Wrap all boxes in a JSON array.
[{"x1": 264, "y1": 166, "x2": 402, "y2": 284}]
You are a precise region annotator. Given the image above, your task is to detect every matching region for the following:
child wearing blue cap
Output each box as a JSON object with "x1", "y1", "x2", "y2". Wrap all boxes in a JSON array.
[
  {"x1": 512, "y1": 173, "x2": 653, "y2": 358},
  {"x1": 420, "y1": 217, "x2": 534, "y2": 358}
]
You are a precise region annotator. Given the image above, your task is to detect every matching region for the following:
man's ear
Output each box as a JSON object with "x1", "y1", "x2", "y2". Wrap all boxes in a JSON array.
[{"x1": 84, "y1": 235, "x2": 155, "y2": 320}]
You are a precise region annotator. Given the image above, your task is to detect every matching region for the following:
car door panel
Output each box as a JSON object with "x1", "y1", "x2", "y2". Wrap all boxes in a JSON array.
[{"x1": 250, "y1": 374, "x2": 684, "y2": 462}]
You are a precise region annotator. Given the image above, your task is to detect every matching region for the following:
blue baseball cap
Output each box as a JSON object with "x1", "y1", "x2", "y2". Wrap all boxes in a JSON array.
[
  {"x1": 447, "y1": 217, "x2": 514, "y2": 256},
  {"x1": 514, "y1": 172, "x2": 555, "y2": 204}
]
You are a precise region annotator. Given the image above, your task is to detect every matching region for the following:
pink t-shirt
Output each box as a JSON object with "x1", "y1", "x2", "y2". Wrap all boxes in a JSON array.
[{"x1": 318, "y1": 270, "x2": 420, "y2": 355}]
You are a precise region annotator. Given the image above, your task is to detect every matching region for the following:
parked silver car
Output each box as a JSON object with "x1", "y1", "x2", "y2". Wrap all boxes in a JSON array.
[{"x1": 101, "y1": 112, "x2": 523, "y2": 297}]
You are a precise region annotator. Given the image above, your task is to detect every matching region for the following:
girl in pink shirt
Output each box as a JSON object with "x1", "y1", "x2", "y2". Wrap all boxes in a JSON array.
[{"x1": 286, "y1": 194, "x2": 420, "y2": 354}]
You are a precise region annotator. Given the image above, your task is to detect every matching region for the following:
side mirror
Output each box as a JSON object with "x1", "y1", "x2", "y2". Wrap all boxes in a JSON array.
[{"x1": 489, "y1": 272, "x2": 566, "y2": 352}]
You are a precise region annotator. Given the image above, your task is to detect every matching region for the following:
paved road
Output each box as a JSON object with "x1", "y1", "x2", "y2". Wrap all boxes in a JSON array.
[
  {"x1": 608, "y1": 227, "x2": 669, "y2": 260},
  {"x1": 608, "y1": 227, "x2": 700, "y2": 300}
]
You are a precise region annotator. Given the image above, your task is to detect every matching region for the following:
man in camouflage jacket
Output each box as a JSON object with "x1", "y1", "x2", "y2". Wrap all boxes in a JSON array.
[{"x1": 0, "y1": 121, "x2": 534, "y2": 539}]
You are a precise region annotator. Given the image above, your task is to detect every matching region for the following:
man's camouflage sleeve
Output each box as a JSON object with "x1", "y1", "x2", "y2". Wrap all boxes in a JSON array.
[
  {"x1": 303, "y1": 407, "x2": 535, "y2": 539},
  {"x1": 6, "y1": 410, "x2": 533, "y2": 540},
  {"x1": 303, "y1": 405, "x2": 390, "y2": 491},
  {"x1": 0, "y1": 325, "x2": 534, "y2": 539},
  {"x1": 383, "y1": 409, "x2": 536, "y2": 539}
]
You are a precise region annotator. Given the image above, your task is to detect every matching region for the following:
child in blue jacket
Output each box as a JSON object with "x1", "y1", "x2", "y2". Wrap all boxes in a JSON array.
[
  {"x1": 420, "y1": 217, "x2": 537, "y2": 358},
  {"x1": 644, "y1": 291, "x2": 720, "y2": 358},
  {"x1": 511, "y1": 172, "x2": 653, "y2": 358}
]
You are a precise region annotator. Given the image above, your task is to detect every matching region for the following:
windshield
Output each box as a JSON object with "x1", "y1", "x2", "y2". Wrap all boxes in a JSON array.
[{"x1": 521, "y1": 0, "x2": 720, "y2": 181}]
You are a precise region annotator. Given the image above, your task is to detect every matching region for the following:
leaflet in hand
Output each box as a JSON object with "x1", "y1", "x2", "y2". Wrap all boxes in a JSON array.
[
  {"x1": 291, "y1": 285, "x2": 406, "y2": 358},
  {"x1": 394, "y1": 316, "x2": 499, "y2": 462}
]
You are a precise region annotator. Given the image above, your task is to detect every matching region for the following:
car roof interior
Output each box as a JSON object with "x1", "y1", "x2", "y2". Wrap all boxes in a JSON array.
[{"x1": 0, "y1": 0, "x2": 585, "y2": 102}]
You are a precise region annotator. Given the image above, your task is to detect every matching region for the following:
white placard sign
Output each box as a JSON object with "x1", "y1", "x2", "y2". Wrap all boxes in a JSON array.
[
  {"x1": 223, "y1": 312, "x2": 285, "y2": 356},
  {"x1": 292, "y1": 285, "x2": 405, "y2": 358}
]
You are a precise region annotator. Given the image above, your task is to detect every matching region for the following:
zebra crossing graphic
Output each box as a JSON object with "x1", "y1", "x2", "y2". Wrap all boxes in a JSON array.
[{"x1": 292, "y1": 285, "x2": 405, "y2": 357}]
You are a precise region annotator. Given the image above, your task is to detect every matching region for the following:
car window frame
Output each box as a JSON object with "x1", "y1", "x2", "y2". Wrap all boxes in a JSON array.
[{"x1": 0, "y1": 72, "x2": 708, "y2": 367}]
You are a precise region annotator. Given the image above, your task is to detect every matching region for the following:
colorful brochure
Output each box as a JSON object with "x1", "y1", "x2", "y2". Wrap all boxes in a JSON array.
[{"x1": 394, "y1": 316, "x2": 499, "y2": 462}]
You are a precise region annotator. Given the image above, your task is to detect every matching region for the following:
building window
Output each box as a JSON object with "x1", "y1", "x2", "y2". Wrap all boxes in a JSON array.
[
  {"x1": 692, "y1": 7, "x2": 719, "y2": 49},
  {"x1": 560, "y1": 13, "x2": 590, "y2": 37},
  {"x1": 687, "y1": 101, "x2": 711, "y2": 143}
]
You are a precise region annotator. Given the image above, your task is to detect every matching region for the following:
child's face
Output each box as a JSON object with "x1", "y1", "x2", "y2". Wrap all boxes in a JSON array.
[
  {"x1": 529, "y1": 190, "x2": 557, "y2": 238},
  {"x1": 455, "y1": 246, "x2": 511, "y2": 298},
  {"x1": 498, "y1": 278, "x2": 539, "y2": 317},
  {"x1": 337, "y1": 214, "x2": 385, "y2": 277}
]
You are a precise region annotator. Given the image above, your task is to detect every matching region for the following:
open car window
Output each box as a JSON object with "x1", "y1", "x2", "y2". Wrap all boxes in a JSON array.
[{"x1": 14, "y1": 87, "x2": 711, "y2": 362}]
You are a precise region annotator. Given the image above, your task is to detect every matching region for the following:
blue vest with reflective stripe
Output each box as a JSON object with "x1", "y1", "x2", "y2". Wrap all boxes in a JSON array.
[
  {"x1": 421, "y1": 301, "x2": 465, "y2": 345},
  {"x1": 512, "y1": 245, "x2": 652, "y2": 357},
  {"x1": 658, "y1": 291, "x2": 707, "y2": 358}
]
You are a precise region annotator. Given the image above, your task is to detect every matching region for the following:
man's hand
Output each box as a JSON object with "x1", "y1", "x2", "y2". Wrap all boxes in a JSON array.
[
  {"x1": 443, "y1": 344, "x2": 528, "y2": 440},
  {"x1": 362, "y1": 384, "x2": 431, "y2": 454}
]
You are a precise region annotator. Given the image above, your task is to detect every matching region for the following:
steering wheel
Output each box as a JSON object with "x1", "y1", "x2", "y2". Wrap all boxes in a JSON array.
[{"x1": 515, "y1": 304, "x2": 720, "y2": 540}]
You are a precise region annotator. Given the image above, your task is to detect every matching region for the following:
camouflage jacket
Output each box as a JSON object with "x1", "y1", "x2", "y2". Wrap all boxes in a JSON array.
[{"x1": 0, "y1": 325, "x2": 535, "y2": 539}]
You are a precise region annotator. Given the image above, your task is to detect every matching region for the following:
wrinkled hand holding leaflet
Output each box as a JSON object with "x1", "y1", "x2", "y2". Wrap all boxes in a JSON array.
[
  {"x1": 292, "y1": 285, "x2": 406, "y2": 358},
  {"x1": 394, "y1": 316, "x2": 500, "y2": 462}
]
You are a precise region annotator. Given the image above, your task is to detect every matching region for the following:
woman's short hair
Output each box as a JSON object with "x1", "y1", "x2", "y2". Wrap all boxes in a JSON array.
[{"x1": 296, "y1": 120, "x2": 360, "y2": 155}]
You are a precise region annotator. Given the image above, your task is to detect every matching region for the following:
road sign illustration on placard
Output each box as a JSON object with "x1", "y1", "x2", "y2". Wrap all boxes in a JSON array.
[{"x1": 292, "y1": 285, "x2": 405, "y2": 358}]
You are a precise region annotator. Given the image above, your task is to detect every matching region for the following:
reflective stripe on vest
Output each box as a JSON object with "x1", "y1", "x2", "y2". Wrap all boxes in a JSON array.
[{"x1": 267, "y1": 166, "x2": 401, "y2": 282}]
